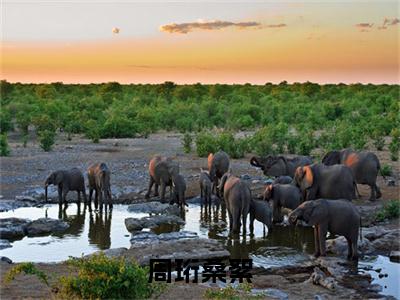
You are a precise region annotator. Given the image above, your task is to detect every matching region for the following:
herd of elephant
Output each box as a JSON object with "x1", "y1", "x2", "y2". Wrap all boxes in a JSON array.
[{"x1": 44, "y1": 148, "x2": 384, "y2": 260}]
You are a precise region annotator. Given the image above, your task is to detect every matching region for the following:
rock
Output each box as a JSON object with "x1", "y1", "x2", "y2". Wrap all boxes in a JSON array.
[
  {"x1": 15, "y1": 196, "x2": 37, "y2": 202},
  {"x1": 370, "y1": 229, "x2": 400, "y2": 252},
  {"x1": 326, "y1": 236, "x2": 375, "y2": 256},
  {"x1": 368, "y1": 284, "x2": 382, "y2": 293},
  {"x1": 389, "y1": 251, "x2": 400, "y2": 262},
  {"x1": 252, "y1": 180, "x2": 261, "y2": 184},
  {"x1": 0, "y1": 239, "x2": 12, "y2": 250},
  {"x1": 127, "y1": 201, "x2": 180, "y2": 215},
  {"x1": 127, "y1": 238, "x2": 229, "y2": 266},
  {"x1": 130, "y1": 231, "x2": 198, "y2": 245},
  {"x1": 0, "y1": 200, "x2": 31, "y2": 212},
  {"x1": 0, "y1": 256, "x2": 13, "y2": 264},
  {"x1": 25, "y1": 218, "x2": 69, "y2": 236},
  {"x1": 87, "y1": 247, "x2": 128, "y2": 259},
  {"x1": 386, "y1": 179, "x2": 395, "y2": 186},
  {"x1": 362, "y1": 226, "x2": 388, "y2": 241},
  {"x1": 307, "y1": 266, "x2": 337, "y2": 291},
  {"x1": 125, "y1": 218, "x2": 144, "y2": 232},
  {"x1": 0, "y1": 218, "x2": 30, "y2": 239},
  {"x1": 125, "y1": 215, "x2": 185, "y2": 232},
  {"x1": 240, "y1": 174, "x2": 252, "y2": 180}
]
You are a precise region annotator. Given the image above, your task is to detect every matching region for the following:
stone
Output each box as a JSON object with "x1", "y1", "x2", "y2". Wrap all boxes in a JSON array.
[
  {"x1": 389, "y1": 251, "x2": 400, "y2": 262},
  {"x1": 0, "y1": 239, "x2": 12, "y2": 250},
  {"x1": 0, "y1": 256, "x2": 13, "y2": 264},
  {"x1": 130, "y1": 231, "x2": 198, "y2": 245},
  {"x1": 326, "y1": 236, "x2": 375, "y2": 256},
  {"x1": 124, "y1": 218, "x2": 144, "y2": 232},
  {"x1": 87, "y1": 247, "x2": 128, "y2": 259},
  {"x1": 370, "y1": 229, "x2": 400, "y2": 252},
  {"x1": 307, "y1": 266, "x2": 337, "y2": 291},
  {"x1": 127, "y1": 238, "x2": 229, "y2": 266},
  {"x1": 0, "y1": 200, "x2": 31, "y2": 212},
  {"x1": 25, "y1": 218, "x2": 69, "y2": 236},
  {"x1": 127, "y1": 201, "x2": 180, "y2": 215},
  {"x1": 0, "y1": 218, "x2": 30, "y2": 239},
  {"x1": 386, "y1": 179, "x2": 395, "y2": 186}
]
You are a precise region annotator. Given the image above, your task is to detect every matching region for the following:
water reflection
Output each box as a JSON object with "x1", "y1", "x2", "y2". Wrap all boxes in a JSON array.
[{"x1": 88, "y1": 209, "x2": 112, "y2": 249}]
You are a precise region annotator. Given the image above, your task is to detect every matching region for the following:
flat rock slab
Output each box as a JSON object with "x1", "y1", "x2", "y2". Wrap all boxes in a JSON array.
[
  {"x1": 127, "y1": 238, "x2": 230, "y2": 266},
  {"x1": 0, "y1": 218, "x2": 30, "y2": 239},
  {"x1": 389, "y1": 251, "x2": 400, "y2": 263},
  {"x1": 25, "y1": 218, "x2": 70, "y2": 236},
  {"x1": 0, "y1": 239, "x2": 12, "y2": 250},
  {"x1": 125, "y1": 215, "x2": 185, "y2": 232},
  {"x1": 127, "y1": 201, "x2": 180, "y2": 215},
  {"x1": 130, "y1": 231, "x2": 198, "y2": 245},
  {"x1": 0, "y1": 200, "x2": 33, "y2": 212},
  {"x1": 326, "y1": 236, "x2": 375, "y2": 256}
]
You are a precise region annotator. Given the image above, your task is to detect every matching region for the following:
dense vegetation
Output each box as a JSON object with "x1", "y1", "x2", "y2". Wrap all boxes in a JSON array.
[{"x1": 1, "y1": 80, "x2": 398, "y2": 157}]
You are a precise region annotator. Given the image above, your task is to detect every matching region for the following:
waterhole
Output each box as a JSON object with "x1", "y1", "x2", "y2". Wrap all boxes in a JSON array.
[{"x1": 0, "y1": 202, "x2": 398, "y2": 297}]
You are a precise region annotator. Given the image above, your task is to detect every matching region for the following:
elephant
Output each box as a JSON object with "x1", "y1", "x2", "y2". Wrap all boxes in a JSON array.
[
  {"x1": 199, "y1": 168, "x2": 212, "y2": 204},
  {"x1": 171, "y1": 173, "x2": 187, "y2": 208},
  {"x1": 263, "y1": 183, "x2": 302, "y2": 223},
  {"x1": 218, "y1": 172, "x2": 251, "y2": 234},
  {"x1": 87, "y1": 163, "x2": 112, "y2": 210},
  {"x1": 145, "y1": 156, "x2": 179, "y2": 202},
  {"x1": 249, "y1": 199, "x2": 273, "y2": 234},
  {"x1": 250, "y1": 155, "x2": 313, "y2": 178},
  {"x1": 45, "y1": 168, "x2": 87, "y2": 207},
  {"x1": 322, "y1": 149, "x2": 382, "y2": 201},
  {"x1": 288, "y1": 199, "x2": 361, "y2": 260},
  {"x1": 208, "y1": 151, "x2": 230, "y2": 196},
  {"x1": 294, "y1": 164, "x2": 356, "y2": 201},
  {"x1": 272, "y1": 176, "x2": 293, "y2": 185}
]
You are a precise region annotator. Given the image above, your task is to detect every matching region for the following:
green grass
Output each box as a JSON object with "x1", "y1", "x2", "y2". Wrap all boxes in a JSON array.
[{"x1": 375, "y1": 200, "x2": 400, "y2": 222}]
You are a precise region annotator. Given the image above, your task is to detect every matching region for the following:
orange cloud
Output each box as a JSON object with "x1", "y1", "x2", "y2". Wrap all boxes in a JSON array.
[
  {"x1": 265, "y1": 23, "x2": 287, "y2": 28},
  {"x1": 379, "y1": 17, "x2": 399, "y2": 30},
  {"x1": 355, "y1": 23, "x2": 373, "y2": 28},
  {"x1": 160, "y1": 20, "x2": 261, "y2": 34}
]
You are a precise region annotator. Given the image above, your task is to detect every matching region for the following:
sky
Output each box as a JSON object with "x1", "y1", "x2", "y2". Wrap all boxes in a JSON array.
[{"x1": 1, "y1": 0, "x2": 399, "y2": 84}]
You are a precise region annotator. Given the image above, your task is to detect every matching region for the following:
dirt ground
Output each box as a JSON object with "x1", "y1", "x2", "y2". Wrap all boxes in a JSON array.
[{"x1": 0, "y1": 132, "x2": 399, "y2": 299}]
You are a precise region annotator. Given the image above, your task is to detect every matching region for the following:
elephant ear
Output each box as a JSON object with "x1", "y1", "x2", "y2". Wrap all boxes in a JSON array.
[
  {"x1": 277, "y1": 156, "x2": 289, "y2": 174},
  {"x1": 305, "y1": 201, "x2": 326, "y2": 226},
  {"x1": 322, "y1": 151, "x2": 340, "y2": 165},
  {"x1": 54, "y1": 171, "x2": 64, "y2": 185},
  {"x1": 207, "y1": 153, "x2": 214, "y2": 172},
  {"x1": 263, "y1": 184, "x2": 274, "y2": 201},
  {"x1": 302, "y1": 166, "x2": 314, "y2": 190},
  {"x1": 218, "y1": 173, "x2": 229, "y2": 193},
  {"x1": 294, "y1": 167, "x2": 304, "y2": 187}
]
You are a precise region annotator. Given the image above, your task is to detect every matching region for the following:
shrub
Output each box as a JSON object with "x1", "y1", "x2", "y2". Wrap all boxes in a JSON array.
[
  {"x1": 0, "y1": 134, "x2": 10, "y2": 156},
  {"x1": 85, "y1": 120, "x2": 101, "y2": 143},
  {"x1": 371, "y1": 130, "x2": 385, "y2": 151},
  {"x1": 0, "y1": 110, "x2": 13, "y2": 133},
  {"x1": 182, "y1": 132, "x2": 193, "y2": 153},
  {"x1": 389, "y1": 129, "x2": 400, "y2": 161},
  {"x1": 4, "y1": 262, "x2": 48, "y2": 286},
  {"x1": 38, "y1": 130, "x2": 56, "y2": 151},
  {"x1": 22, "y1": 134, "x2": 28, "y2": 148},
  {"x1": 375, "y1": 200, "x2": 400, "y2": 222},
  {"x1": 296, "y1": 130, "x2": 314, "y2": 156},
  {"x1": 251, "y1": 127, "x2": 275, "y2": 156},
  {"x1": 59, "y1": 254, "x2": 155, "y2": 300},
  {"x1": 195, "y1": 131, "x2": 218, "y2": 157},
  {"x1": 380, "y1": 164, "x2": 392, "y2": 177}
]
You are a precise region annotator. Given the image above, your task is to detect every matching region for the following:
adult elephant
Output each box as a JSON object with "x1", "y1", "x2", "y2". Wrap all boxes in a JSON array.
[
  {"x1": 208, "y1": 151, "x2": 230, "y2": 196},
  {"x1": 45, "y1": 168, "x2": 87, "y2": 207},
  {"x1": 294, "y1": 164, "x2": 355, "y2": 201},
  {"x1": 87, "y1": 163, "x2": 112, "y2": 210},
  {"x1": 322, "y1": 149, "x2": 382, "y2": 201},
  {"x1": 250, "y1": 155, "x2": 312, "y2": 178},
  {"x1": 218, "y1": 172, "x2": 251, "y2": 235},
  {"x1": 145, "y1": 156, "x2": 180, "y2": 202}
]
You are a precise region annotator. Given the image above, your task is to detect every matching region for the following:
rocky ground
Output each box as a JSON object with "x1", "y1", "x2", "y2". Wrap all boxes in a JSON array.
[{"x1": 0, "y1": 132, "x2": 399, "y2": 299}]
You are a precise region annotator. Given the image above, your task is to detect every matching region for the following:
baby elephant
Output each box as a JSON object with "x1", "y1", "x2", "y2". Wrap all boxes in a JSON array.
[
  {"x1": 199, "y1": 169, "x2": 212, "y2": 204},
  {"x1": 171, "y1": 174, "x2": 187, "y2": 208},
  {"x1": 45, "y1": 168, "x2": 87, "y2": 206},
  {"x1": 264, "y1": 184, "x2": 302, "y2": 223},
  {"x1": 289, "y1": 199, "x2": 361, "y2": 260},
  {"x1": 218, "y1": 173, "x2": 251, "y2": 235},
  {"x1": 87, "y1": 163, "x2": 112, "y2": 210},
  {"x1": 249, "y1": 199, "x2": 273, "y2": 234}
]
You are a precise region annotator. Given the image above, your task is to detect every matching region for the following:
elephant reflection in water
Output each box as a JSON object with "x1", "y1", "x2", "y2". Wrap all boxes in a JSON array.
[
  {"x1": 88, "y1": 210, "x2": 112, "y2": 250},
  {"x1": 200, "y1": 202, "x2": 228, "y2": 240},
  {"x1": 58, "y1": 203, "x2": 86, "y2": 236},
  {"x1": 227, "y1": 235, "x2": 249, "y2": 259}
]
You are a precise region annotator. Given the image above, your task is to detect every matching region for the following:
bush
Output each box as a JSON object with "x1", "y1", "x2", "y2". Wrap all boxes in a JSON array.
[
  {"x1": 389, "y1": 129, "x2": 400, "y2": 161},
  {"x1": 0, "y1": 134, "x2": 10, "y2": 156},
  {"x1": 38, "y1": 130, "x2": 56, "y2": 151},
  {"x1": 4, "y1": 262, "x2": 48, "y2": 286},
  {"x1": 0, "y1": 110, "x2": 13, "y2": 133},
  {"x1": 85, "y1": 120, "x2": 101, "y2": 143},
  {"x1": 375, "y1": 200, "x2": 400, "y2": 222},
  {"x1": 372, "y1": 130, "x2": 385, "y2": 151},
  {"x1": 296, "y1": 130, "x2": 314, "y2": 156},
  {"x1": 195, "y1": 131, "x2": 218, "y2": 157},
  {"x1": 380, "y1": 164, "x2": 392, "y2": 177},
  {"x1": 251, "y1": 127, "x2": 275, "y2": 156},
  {"x1": 59, "y1": 254, "x2": 155, "y2": 299},
  {"x1": 182, "y1": 132, "x2": 193, "y2": 153}
]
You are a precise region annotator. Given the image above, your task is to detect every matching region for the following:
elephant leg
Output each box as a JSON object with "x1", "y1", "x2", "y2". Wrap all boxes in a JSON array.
[
  {"x1": 62, "y1": 189, "x2": 69, "y2": 206},
  {"x1": 351, "y1": 238, "x2": 359, "y2": 261},
  {"x1": 242, "y1": 212, "x2": 247, "y2": 235},
  {"x1": 231, "y1": 206, "x2": 241, "y2": 234},
  {"x1": 77, "y1": 191, "x2": 81, "y2": 204},
  {"x1": 160, "y1": 182, "x2": 166, "y2": 202},
  {"x1": 94, "y1": 189, "x2": 99, "y2": 210},
  {"x1": 314, "y1": 226, "x2": 321, "y2": 257},
  {"x1": 318, "y1": 224, "x2": 328, "y2": 256},
  {"x1": 58, "y1": 186, "x2": 63, "y2": 205},
  {"x1": 228, "y1": 210, "x2": 233, "y2": 232},
  {"x1": 99, "y1": 188, "x2": 103, "y2": 212},
  {"x1": 346, "y1": 237, "x2": 353, "y2": 260},
  {"x1": 154, "y1": 183, "x2": 159, "y2": 197},
  {"x1": 200, "y1": 187, "x2": 203, "y2": 201},
  {"x1": 249, "y1": 212, "x2": 255, "y2": 233},
  {"x1": 89, "y1": 188, "x2": 93, "y2": 204},
  {"x1": 368, "y1": 184, "x2": 376, "y2": 201},
  {"x1": 145, "y1": 177, "x2": 154, "y2": 199},
  {"x1": 375, "y1": 184, "x2": 382, "y2": 199}
]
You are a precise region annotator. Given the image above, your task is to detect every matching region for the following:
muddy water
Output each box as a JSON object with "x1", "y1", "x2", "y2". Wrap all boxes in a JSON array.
[{"x1": 0, "y1": 203, "x2": 398, "y2": 297}]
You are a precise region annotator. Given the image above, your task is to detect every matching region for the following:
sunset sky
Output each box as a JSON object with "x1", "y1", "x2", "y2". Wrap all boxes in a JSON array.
[{"x1": 1, "y1": 0, "x2": 399, "y2": 84}]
